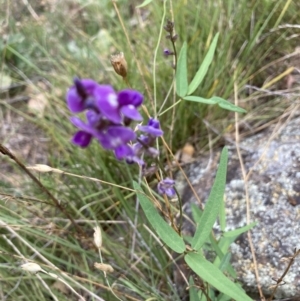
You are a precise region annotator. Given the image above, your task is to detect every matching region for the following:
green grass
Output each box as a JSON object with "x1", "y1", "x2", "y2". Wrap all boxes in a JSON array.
[{"x1": 0, "y1": 0, "x2": 299, "y2": 300}]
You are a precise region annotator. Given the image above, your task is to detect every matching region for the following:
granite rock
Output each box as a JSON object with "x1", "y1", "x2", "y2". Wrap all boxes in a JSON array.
[{"x1": 176, "y1": 116, "x2": 300, "y2": 299}]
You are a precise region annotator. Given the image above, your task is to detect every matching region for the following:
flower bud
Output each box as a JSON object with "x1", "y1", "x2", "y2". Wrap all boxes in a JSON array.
[
  {"x1": 93, "y1": 226, "x2": 102, "y2": 249},
  {"x1": 110, "y1": 52, "x2": 127, "y2": 78}
]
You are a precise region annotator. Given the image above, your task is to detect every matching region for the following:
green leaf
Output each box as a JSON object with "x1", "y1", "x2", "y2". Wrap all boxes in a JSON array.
[
  {"x1": 188, "y1": 33, "x2": 219, "y2": 95},
  {"x1": 176, "y1": 42, "x2": 188, "y2": 98},
  {"x1": 133, "y1": 181, "x2": 186, "y2": 253},
  {"x1": 218, "y1": 252, "x2": 232, "y2": 272},
  {"x1": 210, "y1": 235, "x2": 236, "y2": 278},
  {"x1": 211, "y1": 96, "x2": 247, "y2": 113},
  {"x1": 136, "y1": 0, "x2": 153, "y2": 8},
  {"x1": 184, "y1": 96, "x2": 246, "y2": 113},
  {"x1": 223, "y1": 222, "x2": 257, "y2": 237},
  {"x1": 191, "y1": 147, "x2": 228, "y2": 250},
  {"x1": 219, "y1": 196, "x2": 226, "y2": 232},
  {"x1": 191, "y1": 203, "x2": 202, "y2": 222},
  {"x1": 189, "y1": 277, "x2": 200, "y2": 301},
  {"x1": 185, "y1": 253, "x2": 253, "y2": 301},
  {"x1": 184, "y1": 96, "x2": 217, "y2": 105}
]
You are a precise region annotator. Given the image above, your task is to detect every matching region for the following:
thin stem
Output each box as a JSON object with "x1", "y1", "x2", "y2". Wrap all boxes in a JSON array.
[
  {"x1": 0, "y1": 144, "x2": 84, "y2": 236},
  {"x1": 98, "y1": 249, "x2": 123, "y2": 301},
  {"x1": 153, "y1": 0, "x2": 167, "y2": 115},
  {"x1": 111, "y1": 0, "x2": 154, "y2": 109}
]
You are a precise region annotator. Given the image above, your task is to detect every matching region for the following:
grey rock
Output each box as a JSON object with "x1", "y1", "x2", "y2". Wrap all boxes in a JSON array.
[{"x1": 176, "y1": 116, "x2": 300, "y2": 298}]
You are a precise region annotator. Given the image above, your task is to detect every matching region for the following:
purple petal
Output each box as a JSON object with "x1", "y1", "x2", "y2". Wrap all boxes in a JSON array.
[
  {"x1": 146, "y1": 147, "x2": 159, "y2": 157},
  {"x1": 165, "y1": 188, "x2": 176, "y2": 197},
  {"x1": 114, "y1": 144, "x2": 134, "y2": 160},
  {"x1": 76, "y1": 79, "x2": 99, "y2": 94},
  {"x1": 138, "y1": 125, "x2": 163, "y2": 137},
  {"x1": 126, "y1": 156, "x2": 145, "y2": 166},
  {"x1": 71, "y1": 131, "x2": 93, "y2": 147},
  {"x1": 162, "y1": 178, "x2": 175, "y2": 185},
  {"x1": 97, "y1": 126, "x2": 136, "y2": 150},
  {"x1": 66, "y1": 79, "x2": 99, "y2": 113},
  {"x1": 121, "y1": 105, "x2": 143, "y2": 121},
  {"x1": 148, "y1": 118, "x2": 160, "y2": 129},
  {"x1": 138, "y1": 118, "x2": 163, "y2": 137},
  {"x1": 94, "y1": 85, "x2": 121, "y2": 123},
  {"x1": 157, "y1": 178, "x2": 176, "y2": 197},
  {"x1": 66, "y1": 87, "x2": 86, "y2": 113},
  {"x1": 86, "y1": 110, "x2": 102, "y2": 127},
  {"x1": 70, "y1": 116, "x2": 98, "y2": 136},
  {"x1": 118, "y1": 90, "x2": 143, "y2": 107}
]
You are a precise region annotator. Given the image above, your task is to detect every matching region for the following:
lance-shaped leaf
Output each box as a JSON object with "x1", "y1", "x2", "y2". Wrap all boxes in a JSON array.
[
  {"x1": 185, "y1": 253, "x2": 253, "y2": 301},
  {"x1": 191, "y1": 147, "x2": 228, "y2": 250},
  {"x1": 133, "y1": 181, "x2": 186, "y2": 253},
  {"x1": 184, "y1": 96, "x2": 246, "y2": 113},
  {"x1": 188, "y1": 33, "x2": 219, "y2": 95},
  {"x1": 176, "y1": 41, "x2": 188, "y2": 98}
]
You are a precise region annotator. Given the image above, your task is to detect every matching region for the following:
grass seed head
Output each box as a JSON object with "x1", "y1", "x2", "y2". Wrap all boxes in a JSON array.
[{"x1": 93, "y1": 226, "x2": 102, "y2": 249}]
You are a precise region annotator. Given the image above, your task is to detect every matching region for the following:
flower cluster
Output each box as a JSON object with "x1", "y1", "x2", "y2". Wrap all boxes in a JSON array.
[{"x1": 66, "y1": 78, "x2": 165, "y2": 167}]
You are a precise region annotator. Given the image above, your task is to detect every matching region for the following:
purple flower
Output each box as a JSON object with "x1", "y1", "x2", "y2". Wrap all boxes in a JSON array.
[
  {"x1": 114, "y1": 144, "x2": 145, "y2": 166},
  {"x1": 70, "y1": 112, "x2": 101, "y2": 147},
  {"x1": 118, "y1": 90, "x2": 143, "y2": 121},
  {"x1": 133, "y1": 135, "x2": 159, "y2": 158},
  {"x1": 157, "y1": 178, "x2": 176, "y2": 197},
  {"x1": 163, "y1": 48, "x2": 174, "y2": 56},
  {"x1": 97, "y1": 126, "x2": 136, "y2": 150},
  {"x1": 95, "y1": 88, "x2": 143, "y2": 124},
  {"x1": 138, "y1": 118, "x2": 163, "y2": 137},
  {"x1": 66, "y1": 78, "x2": 147, "y2": 162},
  {"x1": 66, "y1": 78, "x2": 99, "y2": 113}
]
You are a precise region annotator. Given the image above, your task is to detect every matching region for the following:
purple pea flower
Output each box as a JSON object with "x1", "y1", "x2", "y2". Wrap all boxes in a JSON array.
[
  {"x1": 114, "y1": 144, "x2": 145, "y2": 166},
  {"x1": 163, "y1": 48, "x2": 174, "y2": 56},
  {"x1": 133, "y1": 135, "x2": 159, "y2": 158},
  {"x1": 97, "y1": 126, "x2": 136, "y2": 150},
  {"x1": 66, "y1": 78, "x2": 99, "y2": 113},
  {"x1": 157, "y1": 178, "x2": 176, "y2": 197},
  {"x1": 70, "y1": 111, "x2": 101, "y2": 147},
  {"x1": 138, "y1": 118, "x2": 163, "y2": 137},
  {"x1": 95, "y1": 88, "x2": 143, "y2": 124}
]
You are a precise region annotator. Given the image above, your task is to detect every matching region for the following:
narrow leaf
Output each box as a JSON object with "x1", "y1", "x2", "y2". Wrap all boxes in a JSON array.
[
  {"x1": 176, "y1": 42, "x2": 188, "y2": 98},
  {"x1": 210, "y1": 235, "x2": 236, "y2": 278},
  {"x1": 191, "y1": 147, "x2": 228, "y2": 250},
  {"x1": 136, "y1": 0, "x2": 153, "y2": 8},
  {"x1": 191, "y1": 203, "x2": 202, "y2": 222},
  {"x1": 189, "y1": 277, "x2": 200, "y2": 301},
  {"x1": 219, "y1": 196, "x2": 226, "y2": 232},
  {"x1": 211, "y1": 96, "x2": 247, "y2": 113},
  {"x1": 223, "y1": 222, "x2": 257, "y2": 237},
  {"x1": 188, "y1": 33, "x2": 219, "y2": 95},
  {"x1": 184, "y1": 96, "x2": 246, "y2": 113},
  {"x1": 133, "y1": 181, "x2": 186, "y2": 253},
  {"x1": 184, "y1": 96, "x2": 216, "y2": 105},
  {"x1": 185, "y1": 253, "x2": 253, "y2": 301}
]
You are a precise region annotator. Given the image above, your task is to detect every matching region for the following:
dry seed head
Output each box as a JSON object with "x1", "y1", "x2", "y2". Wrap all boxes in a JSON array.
[
  {"x1": 94, "y1": 262, "x2": 114, "y2": 273},
  {"x1": 93, "y1": 226, "x2": 102, "y2": 249},
  {"x1": 110, "y1": 52, "x2": 127, "y2": 78},
  {"x1": 21, "y1": 262, "x2": 42, "y2": 274}
]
